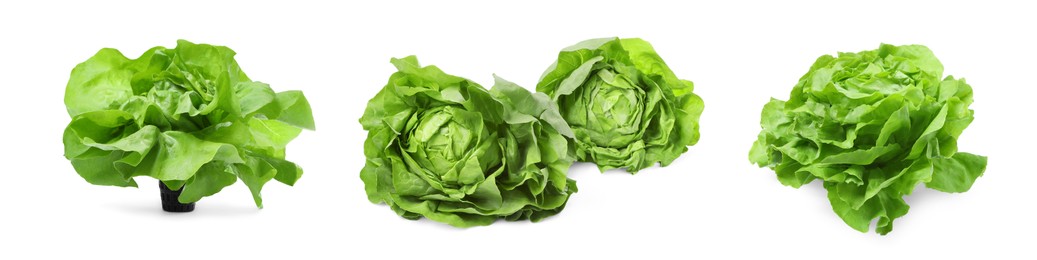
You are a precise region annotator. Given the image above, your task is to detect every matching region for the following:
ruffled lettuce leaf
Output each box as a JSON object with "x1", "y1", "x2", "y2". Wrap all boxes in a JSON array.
[
  {"x1": 749, "y1": 44, "x2": 987, "y2": 234},
  {"x1": 63, "y1": 40, "x2": 314, "y2": 208}
]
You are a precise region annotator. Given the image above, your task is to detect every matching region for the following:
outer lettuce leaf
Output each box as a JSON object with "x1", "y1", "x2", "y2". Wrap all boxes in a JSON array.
[
  {"x1": 359, "y1": 56, "x2": 577, "y2": 227},
  {"x1": 63, "y1": 40, "x2": 314, "y2": 208},
  {"x1": 749, "y1": 44, "x2": 987, "y2": 235},
  {"x1": 537, "y1": 37, "x2": 703, "y2": 173}
]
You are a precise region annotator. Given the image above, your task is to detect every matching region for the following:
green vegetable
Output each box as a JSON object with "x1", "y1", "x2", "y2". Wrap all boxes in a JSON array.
[
  {"x1": 360, "y1": 56, "x2": 577, "y2": 227},
  {"x1": 749, "y1": 44, "x2": 987, "y2": 235},
  {"x1": 63, "y1": 40, "x2": 315, "y2": 208},
  {"x1": 537, "y1": 38, "x2": 704, "y2": 173}
]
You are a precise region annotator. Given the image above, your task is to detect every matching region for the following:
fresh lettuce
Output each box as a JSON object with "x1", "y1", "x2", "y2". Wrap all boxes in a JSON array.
[
  {"x1": 360, "y1": 56, "x2": 577, "y2": 227},
  {"x1": 63, "y1": 40, "x2": 315, "y2": 208},
  {"x1": 537, "y1": 38, "x2": 704, "y2": 173},
  {"x1": 749, "y1": 44, "x2": 987, "y2": 234}
]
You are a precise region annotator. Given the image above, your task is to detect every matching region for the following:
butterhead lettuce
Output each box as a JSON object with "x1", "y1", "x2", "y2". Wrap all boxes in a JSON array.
[
  {"x1": 360, "y1": 56, "x2": 577, "y2": 227},
  {"x1": 63, "y1": 40, "x2": 315, "y2": 208},
  {"x1": 537, "y1": 38, "x2": 704, "y2": 173},
  {"x1": 749, "y1": 44, "x2": 987, "y2": 235}
]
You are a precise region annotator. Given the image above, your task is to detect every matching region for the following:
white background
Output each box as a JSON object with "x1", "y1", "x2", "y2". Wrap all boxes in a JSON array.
[{"x1": 1, "y1": 0, "x2": 1034, "y2": 259}]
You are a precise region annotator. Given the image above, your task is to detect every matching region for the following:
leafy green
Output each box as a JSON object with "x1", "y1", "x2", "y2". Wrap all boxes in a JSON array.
[
  {"x1": 537, "y1": 38, "x2": 704, "y2": 173},
  {"x1": 360, "y1": 56, "x2": 577, "y2": 227},
  {"x1": 63, "y1": 40, "x2": 315, "y2": 208},
  {"x1": 749, "y1": 44, "x2": 987, "y2": 235}
]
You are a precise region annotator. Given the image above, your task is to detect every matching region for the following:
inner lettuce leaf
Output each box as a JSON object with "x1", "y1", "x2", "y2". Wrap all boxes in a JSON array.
[
  {"x1": 63, "y1": 40, "x2": 315, "y2": 208},
  {"x1": 749, "y1": 44, "x2": 987, "y2": 235},
  {"x1": 537, "y1": 37, "x2": 704, "y2": 173},
  {"x1": 360, "y1": 56, "x2": 577, "y2": 227}
]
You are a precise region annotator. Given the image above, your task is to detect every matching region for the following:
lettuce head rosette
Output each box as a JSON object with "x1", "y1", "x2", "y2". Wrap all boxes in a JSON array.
[
  {"x1": 537, "y1": 38, "x2": 704, "y2": 173},
  {"x1": 360, "y1": 56, "x2": 577, "y2": 227},
  {"x1": 63, "y1": 40, "x2": 315, "y2": 208},
  {"x1": 749, "y1": 44, "x2": 987, "y2": 235}
]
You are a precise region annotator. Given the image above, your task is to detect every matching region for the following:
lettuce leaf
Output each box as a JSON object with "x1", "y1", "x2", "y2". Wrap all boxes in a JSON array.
[
  {"x1": 749, "y1": 44, "x2": 987, "y2": 234},
  {"x1": 537, "y1": 38, "x2": 704, "y2": 173},
  {"x1": 359, "y1": 56, "x2": 577, "y2": 227},
  {"x1": 63, "y1": 40, "x2": 314, "y2": 208}
]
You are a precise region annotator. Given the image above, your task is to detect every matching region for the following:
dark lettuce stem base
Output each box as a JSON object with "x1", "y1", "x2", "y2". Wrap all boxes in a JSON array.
[{"x1": 159, "y1": 182, "x2": 195, "y2": 213}]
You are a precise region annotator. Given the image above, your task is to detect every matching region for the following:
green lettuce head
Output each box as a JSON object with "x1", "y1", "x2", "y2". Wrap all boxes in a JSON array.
[
  {"x1": 749, "y1": 44, "x2": 987, "y2": 235},
  {"x1": 360, "y1": 56, "x2": 577, "y2": 227},
  {"x1": 537, "y1": 38, "x2": 704, "y2": 173},
  {"x1": 63, "y1": 40, "x2": 315, "y2": 208}
]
